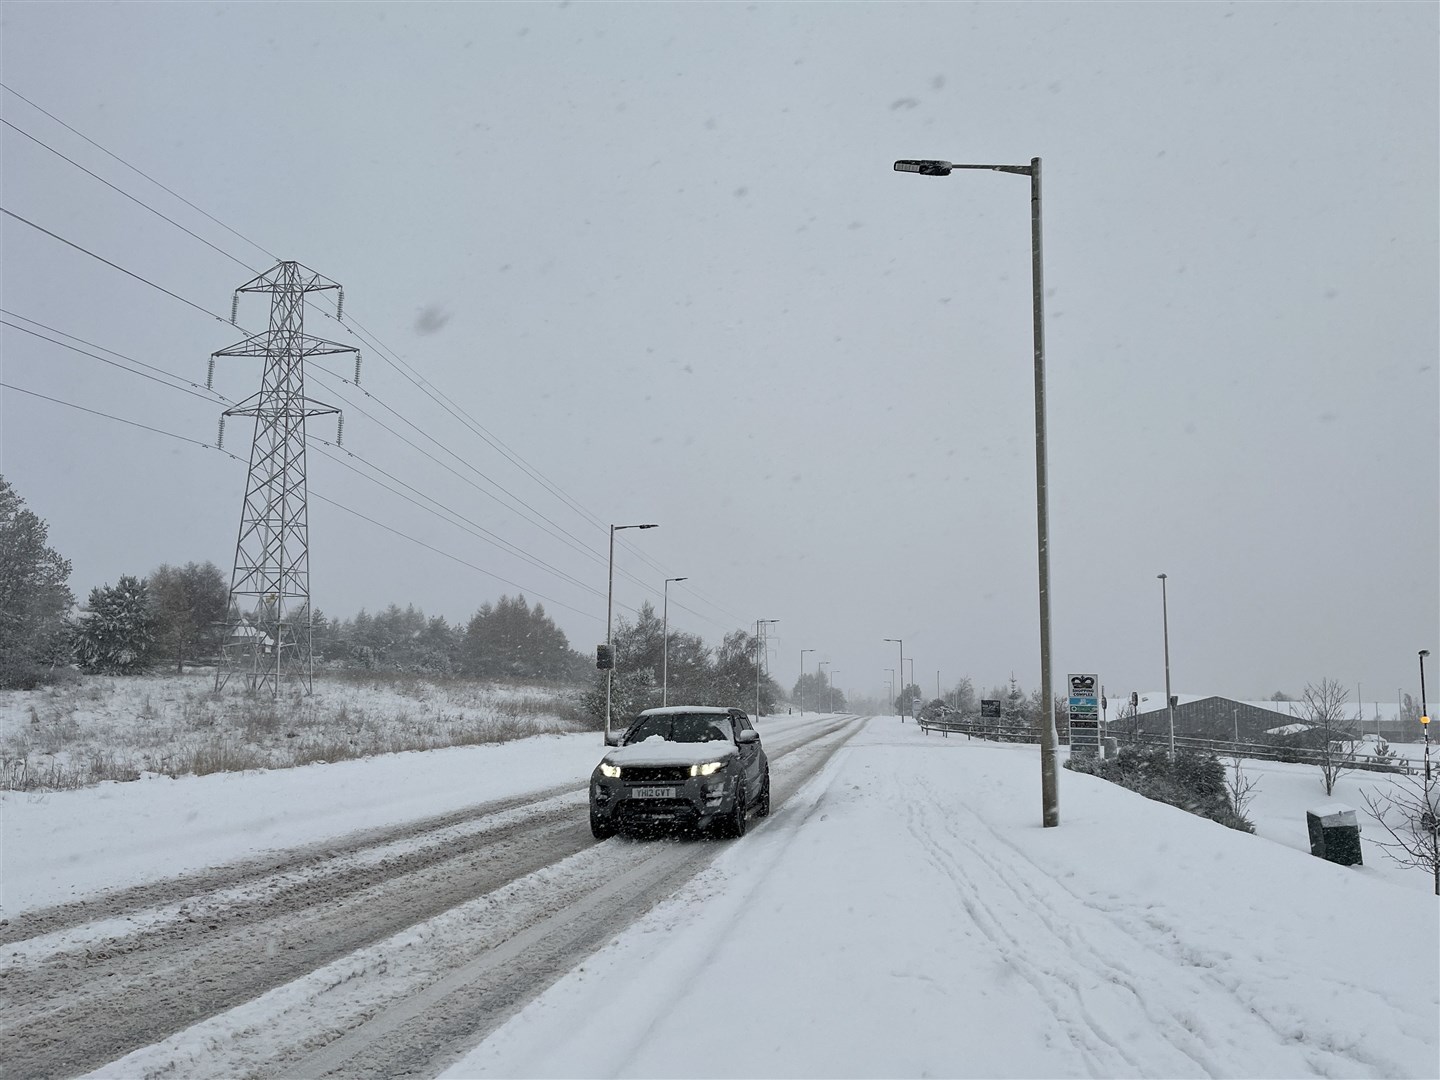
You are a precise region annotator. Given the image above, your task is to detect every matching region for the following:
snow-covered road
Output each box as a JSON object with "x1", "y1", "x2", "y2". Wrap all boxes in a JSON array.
[
  {"x1": 3, "y1": 713, "x2": 864, "y2": 1078},
  {"x1": 4, "y1": 715, "x2": 1437, "y2": 1079}
]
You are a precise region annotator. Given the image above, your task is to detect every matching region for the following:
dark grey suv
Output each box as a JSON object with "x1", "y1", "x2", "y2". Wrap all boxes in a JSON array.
[{"x1": 589, "y1": 706, "x2": 770, "y2": 839}]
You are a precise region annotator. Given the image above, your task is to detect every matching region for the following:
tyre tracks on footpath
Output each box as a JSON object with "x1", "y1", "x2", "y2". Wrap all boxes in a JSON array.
[{"x1": 0, "y1": 714, "x2": 865, "y2": 1079}]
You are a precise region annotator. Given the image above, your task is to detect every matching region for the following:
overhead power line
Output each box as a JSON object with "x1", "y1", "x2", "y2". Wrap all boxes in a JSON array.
[
  {"x1": 1, "y1": 314, "x2": 230, "y2": 404},
  {"x1": 0, "y1": 81, "x2": 280, "y2": 264},
  {"x1": 1, "y1": 207, "x2": 227, "y2": 323},
  {"x1": 0, "y1": 381, "x2": 241, "y2": 460},
  {"x1": 1, "y1": 117, "x2": 257, "y2": 273}
]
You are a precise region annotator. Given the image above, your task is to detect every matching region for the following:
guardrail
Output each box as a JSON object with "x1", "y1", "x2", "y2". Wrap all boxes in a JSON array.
[
  {"x1": 916, "y1": 717, "x2": 1416, "y2": 772},
  {"x1": 918, "y1": 716, "x2": 1039, "y2": 743}
]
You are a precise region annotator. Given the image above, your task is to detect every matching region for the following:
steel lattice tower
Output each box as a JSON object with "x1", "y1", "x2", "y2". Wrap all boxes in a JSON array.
[{"x1": 211, "y1": 261, "x2": 354, "y2": 695}]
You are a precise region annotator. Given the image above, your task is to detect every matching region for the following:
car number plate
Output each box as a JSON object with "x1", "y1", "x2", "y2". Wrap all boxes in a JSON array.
[{"x1": 632, "y1": 786, "x2": 676, "y2": 799}]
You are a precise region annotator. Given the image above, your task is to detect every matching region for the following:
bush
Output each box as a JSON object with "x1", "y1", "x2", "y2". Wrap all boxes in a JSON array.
[{"x1": 1066, "y1": 746, "x2": 1254, "y2": 833}]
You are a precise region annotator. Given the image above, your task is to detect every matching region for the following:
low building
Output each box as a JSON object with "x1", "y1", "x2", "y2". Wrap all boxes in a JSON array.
[{"x1": 1114, "y1": 693, "x2": 1423, "y2": 744}]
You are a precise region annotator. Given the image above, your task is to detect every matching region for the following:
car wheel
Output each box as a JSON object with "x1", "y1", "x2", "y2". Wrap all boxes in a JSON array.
[
  {"x1": 590, "y1": 808, "x2": 618, "y2": 840},
  {"x1": 728, "y1": 782, "x2": 748, "y2": 838},
  {"x1": 757, "y1": 769, "x2": 771, "y2": 818}
]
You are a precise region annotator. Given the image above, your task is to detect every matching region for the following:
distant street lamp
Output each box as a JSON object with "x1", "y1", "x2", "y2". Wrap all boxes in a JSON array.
[
  {"x1": 1158, "y1": 572, "x2": 1176, "y2": 758},
  {"x1": 604, "y1": 522, "x2": 657, "y2": 743},
  {"x1": 662, "y1": 576, "x2": 687, "y2": 707},
  {"x1": 883, "y1": 638, "x2": 905, "y2": 722},
  {"x1": 800, "y1": 648, "x2": 815, "y2": 714},
  {"x1": 893, "y1": 156, "x2": 1057, "y2": 827},
  {"x1": 755, "y1": 619, "x2": 778, "y2": 718}
]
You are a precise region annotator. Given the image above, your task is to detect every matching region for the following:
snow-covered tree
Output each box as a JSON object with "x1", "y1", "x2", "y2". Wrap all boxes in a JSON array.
[
  {"x1": 73, "y1": 575, "x2": 157, "y2": 674},
  {"x1": 0, "y1": 475, "x2": 74, "y2": 688}
]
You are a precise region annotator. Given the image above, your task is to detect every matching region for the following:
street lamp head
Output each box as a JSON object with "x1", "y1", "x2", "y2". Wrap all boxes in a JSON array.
[
  {"x1": 1157, "y1": 573, "x2": 1167, "y2": 581},
  {"x1": 667, "y1": 577, "x2": 688, "y2": 584},
  {"x1": 894, "y1": 159, "x2": 953, "y2": 176},
  {"x1": 1422, "y1": 650, "x2": 1431, "y2": 659}
]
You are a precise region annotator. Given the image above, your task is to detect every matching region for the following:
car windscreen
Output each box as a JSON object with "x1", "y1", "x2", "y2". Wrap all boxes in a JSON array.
[{"x1": 624, "y1": 713, "x2": 734, "y2": 744}]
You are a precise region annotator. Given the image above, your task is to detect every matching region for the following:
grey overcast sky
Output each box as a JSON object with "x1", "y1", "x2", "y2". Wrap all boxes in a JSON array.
[{"x1": 2, "y1": 1, "x2": 1436, "y2": 707}]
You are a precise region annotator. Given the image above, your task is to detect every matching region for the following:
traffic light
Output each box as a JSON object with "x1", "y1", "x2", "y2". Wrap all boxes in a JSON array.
[{"x1": 596, "y1": 644, "x2": 613, "y2": 670}]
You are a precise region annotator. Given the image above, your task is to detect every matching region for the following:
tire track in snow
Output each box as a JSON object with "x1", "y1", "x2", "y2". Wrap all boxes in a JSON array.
[{"x1": 896, "y1": 783, "x2": 1173, "y2": 1078}]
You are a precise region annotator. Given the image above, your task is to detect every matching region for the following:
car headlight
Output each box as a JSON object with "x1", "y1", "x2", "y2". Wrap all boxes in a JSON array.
[
  {"x1": 598, "y1": 762, "x2": 621, "y2": 779},
  {"x1": 690, "y1": 760, "x2": 726, "y2": 777}
]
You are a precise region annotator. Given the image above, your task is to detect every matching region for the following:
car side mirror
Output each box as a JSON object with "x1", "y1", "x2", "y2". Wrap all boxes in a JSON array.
[
  {"x1": 736, "y1": 729, "x2": 759, "y2": 745},
  {"x1": 605, "y1": 730, "x2": 623, "y2": 747}
]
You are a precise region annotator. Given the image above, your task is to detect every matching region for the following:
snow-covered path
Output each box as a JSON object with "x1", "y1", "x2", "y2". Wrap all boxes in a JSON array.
[{"x1": 453, "y1": 720, "x2": 1439, "y2": 1079}]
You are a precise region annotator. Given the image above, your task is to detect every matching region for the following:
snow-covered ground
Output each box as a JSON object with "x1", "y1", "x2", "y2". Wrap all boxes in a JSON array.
[{"x1": 5, "y1": 715, "x2": 1437, "y2": 1078}]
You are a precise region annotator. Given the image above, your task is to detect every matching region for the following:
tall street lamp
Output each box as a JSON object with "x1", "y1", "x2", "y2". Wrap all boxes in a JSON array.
[
  {"x1": 894, "y1": 156, "x2": 1057, "y2": 827},
  {"x1": 1420, "y1": 649, "x2": 1431, "y2": 781},
  {"x1": 800, "y1": 648, "x2": 815, "y2": 714},
  {"x1": 604, "y1": 522, "x2": 657, "y2": 743},
  {"x1": 755, "y1": 619, "x2": 779, "y2": 718},
  {"x1": 883, "y1": 638, "x2": 905, "y2": 722},
  {"x1": 662, "y1": 576, "x2": 687, "y2": 707},
  {"x1": 1158, "y1": 572, "x2": 1176, "y2": 758}
]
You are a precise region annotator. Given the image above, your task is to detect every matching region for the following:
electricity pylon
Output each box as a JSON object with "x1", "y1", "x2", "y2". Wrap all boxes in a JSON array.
[{"x1": 210, "y1": 261, "x2": 354, "y2": 695}]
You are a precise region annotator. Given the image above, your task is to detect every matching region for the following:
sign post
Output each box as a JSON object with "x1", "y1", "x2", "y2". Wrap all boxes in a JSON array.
[
  {"x1": 980, "y1": 698, "x2": 1001, "y2": 739},
  {"x1": 1067, "y1": 673, "x2": 1101, "y2": 757}
]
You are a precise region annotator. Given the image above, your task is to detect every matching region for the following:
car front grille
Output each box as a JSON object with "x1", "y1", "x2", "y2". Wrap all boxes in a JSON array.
[{"x1": 622, "y1": 765, "x2": 689, "y2": 784}]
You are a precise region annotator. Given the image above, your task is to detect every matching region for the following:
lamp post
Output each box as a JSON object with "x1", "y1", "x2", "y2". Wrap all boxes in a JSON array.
[
  {"x1": 894, "y1": 156, "x2": 1057, "y2": 827},
  {"x1": 755, "y1": 619, "x2": 778, "y2": 718},
  {"x1": 1158, "y1": 572, "x2": 1176, "y2": 758},
  {"x1": 829, "y1": 670, "x2": 841, "y2": 712},
  {"x1": 884, "y1": 638, "x2": 905, "y2": 722},
  {"x1": 662, "y1": 576, "x2": 687, "y2": 707},
  {"x1": 800, "y1": 648, "x2": 815, "y2": 714},
  {"x1": 1420, "y1": 649, "x2": 1431, "y2": 781},
  {"x1": 604, "y1": 522, "x2": 657, "y2": 743}
]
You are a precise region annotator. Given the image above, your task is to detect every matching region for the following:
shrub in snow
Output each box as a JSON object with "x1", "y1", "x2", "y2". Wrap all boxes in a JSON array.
[{"x1": 1065, "y1": 745, "x2": 1254, "y2": 833}]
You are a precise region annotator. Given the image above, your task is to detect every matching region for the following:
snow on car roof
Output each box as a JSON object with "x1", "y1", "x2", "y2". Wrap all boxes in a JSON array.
[{"x1": 636, "y1": 705, "x2": 738, "y2": 716}]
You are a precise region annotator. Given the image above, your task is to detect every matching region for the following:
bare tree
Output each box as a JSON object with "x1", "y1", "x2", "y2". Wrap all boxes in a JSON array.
[
  {"x1": 1361, "y1": 766, "x2": 1440, "y2": 895},
  {"x1": 1225, "y1": 748, "x2": 1261, "y2": 821},
  {"x1": 1303, "y1": 678, "x2": 1357, "y2": 796}
]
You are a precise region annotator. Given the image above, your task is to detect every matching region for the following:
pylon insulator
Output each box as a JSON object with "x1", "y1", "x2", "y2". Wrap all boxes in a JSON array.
[
  {"x1": 354, "y1": 352, "x2": 362, "y2": 386},
  {"x1": 336, "y1": 289, "x2": 345, "y2": 321},
  {"x1": 207, "y1": 358, "x2": 216, "y2": 390},
  {"x1": 336, "y1": 415, "x2": 344, "y2": 447},
  {"x1": 217, "y1": 415, "x2": 226, "y2": 448},
  {"x1": 230, "y1": 294, "x2": 239, "y2": 324}
]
